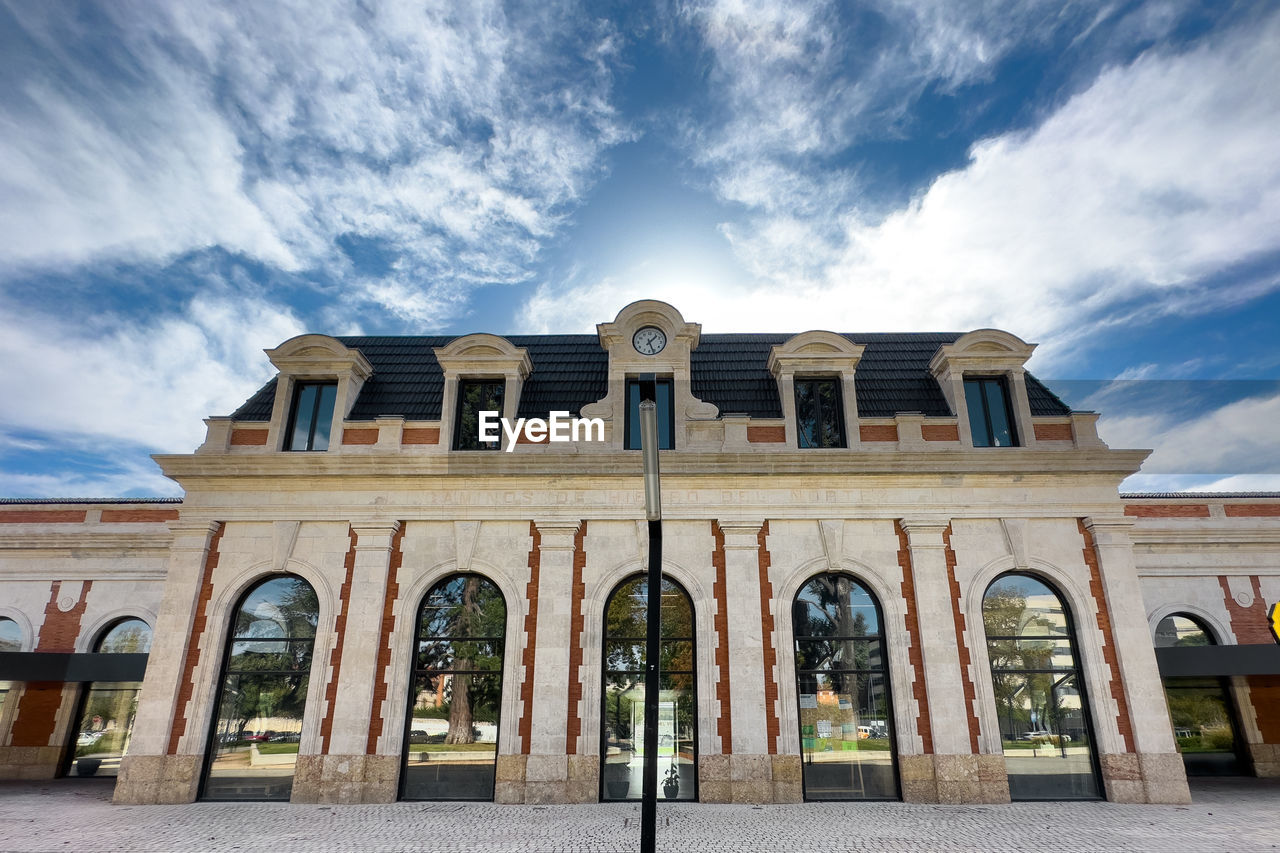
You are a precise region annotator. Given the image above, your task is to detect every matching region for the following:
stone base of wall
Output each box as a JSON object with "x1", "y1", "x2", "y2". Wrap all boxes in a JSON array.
[
  {"x1": 291, "y1": 755, "x2": 398, "y2": 803},
  {"x1": 900, "y1": 754, "x2": 1010, "y2": 804},
  {"x1": 697, "y1": 754, "x2": 802, "y2": 803},
  {"x1": 1248, "y1": 743, "x2": 1280, "y2": 778},
  {"x1": 0, "y1": 746, "x2": 64, "y2": 780},
  {"x1": 495, "y1": 754, "x2": 598, "y2": 804},
  {"x1": 1099, "y1": 752, "x2": 1191, "y2": 804},
  {"x1": 113, "y1": 755, "x2": 201, "y2": 804}
]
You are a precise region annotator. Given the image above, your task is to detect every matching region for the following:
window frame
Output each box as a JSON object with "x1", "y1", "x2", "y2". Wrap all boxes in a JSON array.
[
  {"x1": 964, "y1": 376, "x2": 1019, "y2": 448},
  {"x1": 283, "y1": 381, "x2": 338, "y2": 452},
  {"x1": 793, "y1": 376, "x2": 846, "y2": 449},
  {"x1": 624, "y1": 378, "x2": 674, "y2": 451},
  {"x1": 453, "y1": 378, "x2": 506, "y2": 451}
]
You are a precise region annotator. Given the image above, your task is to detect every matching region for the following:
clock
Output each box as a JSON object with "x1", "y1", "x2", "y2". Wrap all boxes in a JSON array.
[{"x1": 633, "y1": 326, "x2": 667, "y2": 355}]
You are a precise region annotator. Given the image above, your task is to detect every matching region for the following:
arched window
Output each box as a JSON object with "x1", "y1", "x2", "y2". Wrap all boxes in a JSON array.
[
  {"x1": 982, "y1": 573, "x2": 1099, "y2": 799},
  {"x1": 66, "y1": 618, "x2": 154, "y2": 778},
  {"x1": 202, "y1": 575, "x2": 319, "y2": 800},
  {"x1": 792, "y1": 573, "x2": 895, "y2": 800},
  {"x1": 1153, "y1": 613, "x2": 1246, "y2": 775},
  {"x1": 0, "y1": 618, "x2": 22, "y2": 722},
  {"x1": 402, "y1": 573, "x2": 507, "y2": 801},
  {"x1": 601, "y1": 575, "x2": 696, "y2": 801}
]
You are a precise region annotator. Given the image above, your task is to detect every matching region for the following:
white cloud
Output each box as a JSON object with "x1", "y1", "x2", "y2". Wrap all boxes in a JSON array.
[
  {"x1": 530, "y1": 9, "x2": 1280, "y2": 371},
  {"x1": 0, "y1": 295, "x2": 305, "y2": 453},
  {"x1": 1097, "y1": 389, "x2": 1280, "y2": 476},
  {"x1": 0, "y1": 0, "x2": 628, "y2": 324}
]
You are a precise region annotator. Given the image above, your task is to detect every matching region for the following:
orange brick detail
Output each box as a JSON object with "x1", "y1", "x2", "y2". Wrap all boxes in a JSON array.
[
  {"x1": 0, "y1": 510, "x2": 86, "y2": 523},
  {"x1": 169, "y1": 524, "x2": 223, "y2": 754},
  {"x1": 230, "y1": 429, "x2": 269, "y2": 446},
  {"x1": 757, "y1": 521, "x2": 780, "y2": 755},
  {"x1": 10, "y1": 581, "x2": 94, "y2": 747},
  {"x1": 516, "y1": 431, "x2": 549, "y2": 444},
  {"x1": 1033, "y1": 422, "x2": 1074, "y2": 441},
  {"x1": 34, "y1": 580, "x2": 93, "y2": 653},
  {"x1": 518, "y1": 522, "x2": 541, "y2": 755},
  {"x1": 342, "y1": 428, "x2": 378, "y2": 445},
  {"x1": 1219, "y1": 576, "x2": 1271, "y2": 645},
  {"x1": 895, "y1": 520, "x2": 932, "y2": 754},
  {"x1": 711, "y1": 521, "x2": 733, "y2": 754},
  {"x1": 401, "y1": 428, "x2": 440, "y2": 445},
  {"x1": 921, "y1": 423, "x2": 960, "y2": 442},
  {"x1": 321, "y1": 528, "x2": 358, "y2": 753},
  {"x1": 1123, "y1": 504, "x2": 1210, "y2": 518},
  {"x1": 565, "y1": 522, "x2": 588, "y2": 754},
  {"x1": 100, "y1": 509, "x2": 180, "y2": 523},
  {"x1": 1224, "y1": 504, "x2": 1280, "y2": 517},
  {"x1": 747, "y1": 426, "x2": 786, "y2": 443},
  {"x1": 943, "y1": 526, "x2": 980, "y2": 753},
  {"x1": 1079, "y1": 520, "x2": 1134, "y2": 753},
  {"x1": 860, "y1": 424, "x2": 898, "y2": 442},
  {"x1": 1246, "y1": 675, "x2": 1280, "y2": 742},
  {"x1": 365, "y1": 524, "x2": 404, "y2": 755}
]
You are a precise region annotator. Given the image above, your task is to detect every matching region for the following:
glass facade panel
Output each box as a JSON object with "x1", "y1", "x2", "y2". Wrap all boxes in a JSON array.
[
  {"x1": 286, "y1": 382, "x2": 337, "y2": 451},
  {"x1": 601, "y1": 576, "x2": 696, "y2": 801},
  {"x1": 795, "y1": 378, "x2": 844, "y2": 448},
  {"x1": 626, "y1": 380, "x2": 673, "y2": 450},
  {"x1": 792, "y1": 574, "x2": 896, "y2": 800},
  {"x1": 402, "y1": 574, "x2": 506, "y2": 801},
  {"x1": 983, "y1": 573, "x2": 1100, "y2": 799},
  {"x1": 1153, "y1": 614, "x2": 1244, "y2": 775},
  {"x1": 454, "y1": 380, "x2": 504, "y2": 450},
  {"x1": 203, "y1": 575, "x2": 318, "y2": 801},
  {"x1": 64, "y1": 618, "x2": 154, "y2": 778}
]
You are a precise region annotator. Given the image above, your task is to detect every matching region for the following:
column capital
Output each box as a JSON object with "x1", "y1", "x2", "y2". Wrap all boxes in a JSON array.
[
  {"x1": 533, "y1": 520, "x2": 582, "y2": 549},
  {"x1": 350, "y1": 521, "x2": 401, "y2": 547},
  {"x1": 898, "y1": 517, "x2": 950, "y2": 547},
  {"x1": 1083, "y1": 515, "x2": 1136, "y2": 547},
  {"x1": 718, "y1": 520, "x2": 765, "y2": 548}
]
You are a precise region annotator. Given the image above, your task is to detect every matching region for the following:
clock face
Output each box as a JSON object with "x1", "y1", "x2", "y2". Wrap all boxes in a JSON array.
[{"x1": 633, "y1": 326, "x2": 667, "y2": 355}]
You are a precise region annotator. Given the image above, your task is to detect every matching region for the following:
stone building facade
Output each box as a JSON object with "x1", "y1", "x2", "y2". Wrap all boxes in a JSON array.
[{"x1": 0, "y1": 300, "x2": 1276, "y2": 806}]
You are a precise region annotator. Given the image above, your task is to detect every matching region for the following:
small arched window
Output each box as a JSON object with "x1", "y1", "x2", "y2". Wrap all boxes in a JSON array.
[
  {"x1": 982, "y1": 573, "x2": 1100, "y2": 799},
  {"x1": 0, "y1": 618, "x2": 22, "y2": 724},
  {"x1": 1153, "y1": 614, "x2": 1214, "y2": 648},
  {"x1": 66, "y1": 617, "x2": 154, "y2": 778},
  {"x1": 95, "y1": 618, "x2": 153, "y2": 654}
]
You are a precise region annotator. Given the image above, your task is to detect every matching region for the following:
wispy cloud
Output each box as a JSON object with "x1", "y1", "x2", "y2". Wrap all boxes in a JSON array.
[
  {"x1": 0, "y1": 0, "x2": 628, "y2": 324},
  {"x1": 532, "y1": 3, "x2": 1280, "y2": 373}
]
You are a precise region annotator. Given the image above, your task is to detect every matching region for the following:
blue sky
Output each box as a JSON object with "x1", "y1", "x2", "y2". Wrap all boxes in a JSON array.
[{"x1": 2, "y1": 0, "x2": 1278, "y2": 497}]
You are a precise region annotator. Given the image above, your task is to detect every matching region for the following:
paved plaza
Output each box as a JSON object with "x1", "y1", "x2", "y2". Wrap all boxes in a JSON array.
[{"x1": 0, "y1": 778, "x2": 1277, "y2": 852}]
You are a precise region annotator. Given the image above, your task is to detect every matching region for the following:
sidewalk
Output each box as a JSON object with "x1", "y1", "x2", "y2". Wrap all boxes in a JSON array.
[{"x1": 0, "y1": 777, "x2": 1276, "y2": 852}]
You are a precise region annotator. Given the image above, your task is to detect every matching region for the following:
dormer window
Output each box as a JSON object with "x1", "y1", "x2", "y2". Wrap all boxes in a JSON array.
[
  {"x1": 964, "y1": 377, "x2": 1018, "y2": 447},
  {"x1": 454, "y1": 379, "x2": 505, "y2": 450},
  {"x1": 795, "y1": 377, "x2": 845, "y2": 448},
  {"x1": 625, "y1": 379, "x2": 673, "y2": 450},
  {"x1": 285, "y1": 382, "x2": 337, "y2": 451}
]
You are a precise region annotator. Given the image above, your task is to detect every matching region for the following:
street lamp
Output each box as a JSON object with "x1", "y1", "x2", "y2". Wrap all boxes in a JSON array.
[{"x1": 638, "y1": 381, "x2": 662, "y2": 853}]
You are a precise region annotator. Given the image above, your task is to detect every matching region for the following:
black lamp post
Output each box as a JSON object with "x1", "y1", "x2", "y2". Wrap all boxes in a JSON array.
[{"x1": 637, "y1": 377, "x2": 662, "y2": 853}]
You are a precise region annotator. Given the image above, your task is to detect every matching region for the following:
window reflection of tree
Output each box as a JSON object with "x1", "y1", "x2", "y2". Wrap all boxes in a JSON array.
[{"x1": 416, "y1": 574, "x2": 506, "y2": 745}]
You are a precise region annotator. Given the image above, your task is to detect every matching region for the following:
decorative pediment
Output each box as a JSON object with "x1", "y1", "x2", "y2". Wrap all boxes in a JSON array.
[
  {"x1": 768, "y1": 331, "x2": 865, "y2": 378},
  {"x1": 434, "y1": 334, "x2": 532, "y2": 378},
  {"x1": 266, "y1": 334, "x2": 373, "y2": 379},
  {"x1": 929, "y1": 329, "x2": 1036, "y2": 379}
]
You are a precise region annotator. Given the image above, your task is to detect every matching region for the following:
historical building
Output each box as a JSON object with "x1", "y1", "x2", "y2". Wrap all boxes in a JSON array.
[{"x1": 1, "y1": 300, "x2": 1276, "y2": 807}]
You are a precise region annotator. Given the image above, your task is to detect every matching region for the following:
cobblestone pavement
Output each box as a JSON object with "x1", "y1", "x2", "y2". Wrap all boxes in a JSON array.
[{"x1": 0, "y1": 778, "x2": 1277, "y2": 853}]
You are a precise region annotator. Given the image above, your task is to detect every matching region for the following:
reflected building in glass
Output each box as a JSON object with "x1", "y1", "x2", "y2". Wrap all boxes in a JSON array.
[{"x1": 0, "y1": 301, "x2": 1277, "y2": 812}]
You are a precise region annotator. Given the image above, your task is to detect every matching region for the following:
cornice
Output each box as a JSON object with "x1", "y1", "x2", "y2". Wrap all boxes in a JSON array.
[
  {"x1": 0, "y1": 532, "x2": 174, "y2": 551},
  {"x1": 153, "y1": 448, "x2": 1151, "y2": 482}
]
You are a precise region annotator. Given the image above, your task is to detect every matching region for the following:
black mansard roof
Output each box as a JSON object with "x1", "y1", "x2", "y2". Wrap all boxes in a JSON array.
[{"x1": 230, "y1": 333, "x2": 1071, "y2": 421}]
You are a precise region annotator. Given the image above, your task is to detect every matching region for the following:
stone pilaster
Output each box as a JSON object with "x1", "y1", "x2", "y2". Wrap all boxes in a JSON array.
[
  {"x1": 523, "y1": 521, "x2": 581, "y2": 803},
  {"x1": 297, "y1": 522, "x2": 400, "y2": 804},
  {"x1": 719, "y1": 521, "x2": 775, "y2": 803},
  {"x1": 114, "y1": 520, "x2": 220, "y2": 805},
  {"x1": 899, "y1": 518, "x2": 1005, "y2": 803},
  {"x1": 1084, "y1": 516, "x2": 1191, "y2": 804}
]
